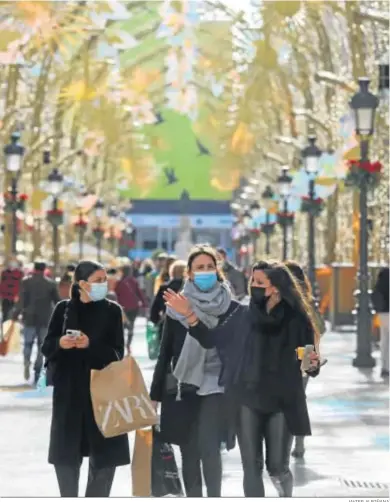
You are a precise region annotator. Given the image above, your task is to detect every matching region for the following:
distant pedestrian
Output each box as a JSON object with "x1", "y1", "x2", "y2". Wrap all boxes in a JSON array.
[
  {"x1": 284, "y1": 260, "x2": 326, "y2": 459},
  {"x1": 216, "y1": 248, "x2": 247, "y2": 300},
  {"x1": 150, "y1": 259, "x2": 186, "y2": 342},
  {"x1": 372, "y1": 267, "x2": 389, "y2": 378},
  {"x1": 115, "y1": 263, "x2": 147, "y2": 352},
  {"x1": 41, "y1": 260, "x2": 130, "y2": 497},
  {"x1": 154, "y1": 255, "x2": 176, "y2": 296},
  {"x1": 13, "y1": 260, "x2": 60, "y2": 383},
  {"x1": 58, "y1": 264, "x2": 76, "y2": 300},
  {"x1": 0, "y1": 256, "x2": 24, "y2": 322},
  {"x1": 139, "y1": 259, "x2": 156, "y2": 305}
]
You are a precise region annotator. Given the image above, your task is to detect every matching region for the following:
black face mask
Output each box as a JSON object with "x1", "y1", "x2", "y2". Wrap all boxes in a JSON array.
[{"x1": 251, "y1": 286, "x2": 269, "y2": 306}]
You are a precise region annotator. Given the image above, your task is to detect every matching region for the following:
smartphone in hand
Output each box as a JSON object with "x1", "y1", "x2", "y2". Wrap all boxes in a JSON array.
[
  {"x1": 301, "y1": 344, "x2": 315, "y2": 372},
  {"x1": 66, "y1": 329, "x2": 81, "y2": 339}
]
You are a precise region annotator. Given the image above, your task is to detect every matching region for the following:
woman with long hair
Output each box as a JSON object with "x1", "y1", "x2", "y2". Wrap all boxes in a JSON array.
[
  {"x1": 284, "y1": 260, "x2": 325, "y2": 459},
  {"x1": 150, "y1": 260, "x2": 186, "y2": 342},
  {"x1": 150, "y1": 245, "x2": 237, "y2": 497},
  {"x1": 41, "y1": 260, "x2": 130, "y2": 497},
  {"x1": 164, "y1": 260, "x2": 321, "y2": 497},
  {"x1": 153, "y1": 255, "x2": 176, "y2": 295}
]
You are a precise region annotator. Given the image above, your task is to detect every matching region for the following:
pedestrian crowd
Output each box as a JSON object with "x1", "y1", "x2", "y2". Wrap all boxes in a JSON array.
[{"x1": 0, "y1": 247, "x2": 388, "y2": 498}]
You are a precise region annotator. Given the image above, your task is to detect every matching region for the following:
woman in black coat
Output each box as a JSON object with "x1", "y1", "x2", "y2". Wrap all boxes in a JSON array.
[
  {"x1": 164, "y1": 260, "x2": 321, "y2": 498},
  {"x1": 41, "y1": 261, "x2": 130, "y2": 498},
  {"x1": 150, "y1": 259, "x2": 186, "y2": 342},
  {"x1": 150, "y1": 246, "x2": 238, "y2": 497}
]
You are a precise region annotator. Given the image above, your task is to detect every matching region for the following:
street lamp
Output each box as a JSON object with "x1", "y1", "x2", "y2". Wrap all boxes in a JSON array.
[
  {"x1": 46, "y1": 153, "x2": 64, "y2": 276},
  {"x1": 277, "y1": 166, "x2": 293, "y2": 261},
  {"x1": 108, "y1": 205, "x2": 119, "y2": 255},
  {"x1": 3, "y1": 132, "x2": 25, "y2": 253},
  {"x1": 249, "y1": 201, "x2": 261, "y2": 261},
  {"x1": 350, "y1": 77, "x2": 379, "y2": 369},
  {"x1": 75, "y1": 192, "x2": 87, "y2": 260},
  {"x1": 301, "y1": 135, "x2": 322, "y2": 298},
  {"x1": 93, "y1": 199, "x2": 105, "y2": 262},
  {"x1": 261, "y1": 186, "x2": 275, "y2": 256}
]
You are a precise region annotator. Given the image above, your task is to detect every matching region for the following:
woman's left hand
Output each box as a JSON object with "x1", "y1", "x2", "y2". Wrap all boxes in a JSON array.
[
  {"x1": 75, "y1": 333, "x2": 89, "y2": 349},
  {"x1": 306, "y1": 352, "x2": 320, "y2": 373}
]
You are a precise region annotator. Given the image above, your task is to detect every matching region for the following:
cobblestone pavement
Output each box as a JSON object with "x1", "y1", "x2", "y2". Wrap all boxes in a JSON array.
[{"x1": 0, "y1": 320, "x2": 389, "y2": 498}]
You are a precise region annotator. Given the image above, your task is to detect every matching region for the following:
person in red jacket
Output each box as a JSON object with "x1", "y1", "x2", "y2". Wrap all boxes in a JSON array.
[
  {"x1": 115, "y1": 263, "x2": 147, "y2": 352},
  {"x1": 0, "y1": 256, "x2": 24, "y2": 321}
]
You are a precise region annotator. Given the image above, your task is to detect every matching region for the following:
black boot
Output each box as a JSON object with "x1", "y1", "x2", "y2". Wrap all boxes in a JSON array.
[
  {"x1": 270, "y1": 470, "x2": 293, "y2": 497},
  {"x1": 291, "y1": 436, "x2": 305, "y2": 458}
]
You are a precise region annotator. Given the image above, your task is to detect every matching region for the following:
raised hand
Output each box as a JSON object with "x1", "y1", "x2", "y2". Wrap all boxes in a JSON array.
[{"x1": 163, "y1": 289, "x2": 191, "y2": 316}]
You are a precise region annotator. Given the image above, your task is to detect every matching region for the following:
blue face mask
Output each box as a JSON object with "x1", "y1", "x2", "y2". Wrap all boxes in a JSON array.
[
  {"x1": 193, "y1": 272, "x2": 218, "y2": 292},
  {"x1": 89, "y1": 282, "x2": 108, "y2": 302}
]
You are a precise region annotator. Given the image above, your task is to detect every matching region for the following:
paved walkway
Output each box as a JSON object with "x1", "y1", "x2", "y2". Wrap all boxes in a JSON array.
[{"x1": 0, "y1": 320, "x2": 389, "y2": 497}]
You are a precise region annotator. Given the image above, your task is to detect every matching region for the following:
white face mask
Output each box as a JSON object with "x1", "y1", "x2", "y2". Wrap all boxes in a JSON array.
[{"x1": 9, "y1": 261, "x2": 18, "y2": 269}]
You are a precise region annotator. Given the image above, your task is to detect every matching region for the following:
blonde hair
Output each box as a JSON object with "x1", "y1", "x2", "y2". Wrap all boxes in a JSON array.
[{"x1": 169, "y1": 260, "x2": 186, "y2": 280}]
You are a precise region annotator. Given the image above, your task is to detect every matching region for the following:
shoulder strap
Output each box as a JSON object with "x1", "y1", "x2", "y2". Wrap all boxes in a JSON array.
[{"x1": 61, "y1": 301, "x2": 70, "y2": 335}]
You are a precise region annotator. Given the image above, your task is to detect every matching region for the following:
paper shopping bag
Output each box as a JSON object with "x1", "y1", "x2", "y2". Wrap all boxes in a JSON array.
[
  {"x1": 132, "y1": 428, "x2": 153, "y2": 497},
  {"x1": 0, "y1": 321, "x2": 21, "y2": 356},
  {"x1": 90, "y1": 356, "x2": 158, "y2": 438}
]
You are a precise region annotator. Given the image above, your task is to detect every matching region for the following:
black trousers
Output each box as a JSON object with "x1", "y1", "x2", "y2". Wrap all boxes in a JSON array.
[
  {"x1": 54, "y1": 461, "x2": 116, "y2": 497},
  {"x1": 237, "y1": 406, "x2": 294, "y2": 497},
  {"x1": 1, "y1": 299, "x2": 15, "y2": 322},
  {"x1": 180, "y1": 394, "x2": 223, "y2": 497},
  {"x1": 124, "y1": 309, "x2": 138, "y2": 349}
]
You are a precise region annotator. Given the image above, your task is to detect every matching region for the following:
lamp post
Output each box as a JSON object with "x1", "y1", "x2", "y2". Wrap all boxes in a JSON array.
[
  {"x1": 3, "y1": 132, "x2": 25, "y2": 254},
  {"x1": 277, "y1": 166, "x2": 293, "y2": 261},
  {"x1": 108, "y1": 206, "x2": 119, "y2": 256},
  {"x1": 261, "y1": 186, "x2": 275, "y2": 256},
  {"x1": 350, "y1": 77, "x2": 379, "y2": 369},
  {"x1": 249, "y1": 201, "x2": 261, "y2": 261},
  {"x1": 46, "y1": 153, "x2": 64, "y2": 276},
  {"x1": 93, "y1": 199, "x2": 105, "y2": 262},
  {"x1": 301, "y1": 135, "x2": 322, "y2": 298},
  {"x1": 75, "y1": 192, "x2": 87, "y2": 260}
]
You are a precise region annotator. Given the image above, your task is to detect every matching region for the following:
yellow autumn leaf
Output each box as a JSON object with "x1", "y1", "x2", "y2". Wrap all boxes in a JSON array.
[
  {"x1": 61, "y1": 80, "x2": 98, "y2": 102},
  {"x1": 121, "y1": 158, "x2": 133, "y2": 177},
  {"x1": 0, "y1": 30, "x2": 22, "y2": 51}
]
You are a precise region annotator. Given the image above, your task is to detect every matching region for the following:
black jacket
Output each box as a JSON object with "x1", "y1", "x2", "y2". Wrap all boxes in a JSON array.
[
  {"x1": 189, "y1": 302, "x2": 318, "y2": 436},
  {"x1": 150, "y1": 278, "x2": 183, "y2": 341},
  {"x1": 372, "y1": 267, "x2": 389, "y2": 313},
  {"x1": 41, "y1": 299, "x2": 130, "y2": 468},
  {"x1": 150, "y1": 300, "x2": 239, "y2": 447},
  {"x1": 13, "y1": 273, "x2": 60, "y2": 327}
]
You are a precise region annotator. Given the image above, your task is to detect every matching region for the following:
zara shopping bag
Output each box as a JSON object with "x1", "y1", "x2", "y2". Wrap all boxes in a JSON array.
[
  {"x1": 132, "y1": 428, "x2": 153, "y2": 497},
  {"x1": 90, "y1": 356, "x2": 158, "y2": 438}
]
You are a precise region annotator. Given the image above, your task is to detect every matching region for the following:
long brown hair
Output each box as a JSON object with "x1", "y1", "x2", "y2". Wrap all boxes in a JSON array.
[
  {"x1": 284, "y1": 260, "x2": 312, "y2": 301},
  {"x1": 258, "y1": 261, "x2": 320, "y2": 350}
]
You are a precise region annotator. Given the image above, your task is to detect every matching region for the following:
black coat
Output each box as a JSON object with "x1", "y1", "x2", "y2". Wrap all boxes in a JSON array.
[
  {"x1": 189, "y1": 302, "x2": 318, "y2": 437},
  {"x1": 372, "y1": 267, "x2": 389, "y2": 313},
  {"x1": 41, "y1": 299, "x2": 130, "y2": 468},
  {"x1": 149, "y1": 278, "x2": 183, "y2": 341},
  {"x1": 150, "y1": 300, "x2": 239, "y2": 447},
  {"x1": 13, "y1": 273, "x2": 61, "y2": 327}
]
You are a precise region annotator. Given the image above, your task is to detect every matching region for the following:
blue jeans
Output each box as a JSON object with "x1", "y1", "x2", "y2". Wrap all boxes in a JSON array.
[{"x1": 23, "y1": 326, "x2": 47, "y2": 378}]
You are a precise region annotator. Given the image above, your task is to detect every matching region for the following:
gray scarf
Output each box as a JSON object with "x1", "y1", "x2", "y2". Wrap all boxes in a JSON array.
[{"x1": 166, "y1": 280, "x2": 232, "y2": 389}]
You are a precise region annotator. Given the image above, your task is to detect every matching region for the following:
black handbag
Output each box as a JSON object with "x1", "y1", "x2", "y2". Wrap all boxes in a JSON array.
[
  {"x1": 165, "y1": 371, "x2": 198, "y2": 397},
  {"x1": 152, "y1": 427, "x2": 184, "y2": 497},
  {"x1": 44, "y1": 303, "x2": 69, "y2": 387}
]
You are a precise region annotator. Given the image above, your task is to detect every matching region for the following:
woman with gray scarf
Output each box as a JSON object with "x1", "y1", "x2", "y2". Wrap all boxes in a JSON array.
[{"x1": 150, "y1": 246, "x2": 238, "y2": 497}]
